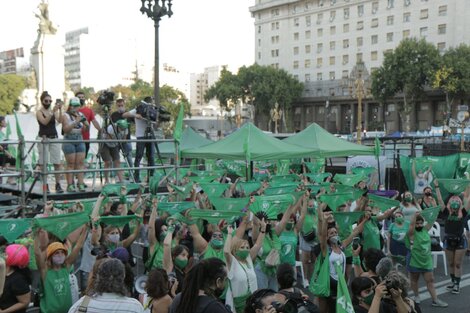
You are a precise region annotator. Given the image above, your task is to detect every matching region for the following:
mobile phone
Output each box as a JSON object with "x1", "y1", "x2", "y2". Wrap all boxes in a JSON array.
[{"x1": 352, "y1": 237, "x2": 360, "y2": 250}]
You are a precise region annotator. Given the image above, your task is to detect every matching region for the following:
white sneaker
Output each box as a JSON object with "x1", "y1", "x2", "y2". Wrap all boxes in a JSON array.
[{"x1": 432, "y1": 299, "x2": 448, "y2": 308}]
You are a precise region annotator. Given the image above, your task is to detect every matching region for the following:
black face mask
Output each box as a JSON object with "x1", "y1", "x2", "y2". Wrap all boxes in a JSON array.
[
  {"x1": 415, "y1": 226, "x2": 424, "y2": 232},
  {"x1": 424, "y1": 192, "x2": 432, "y2": 197},
  {"x1": 43, "y1": 103, "x2": 51, "y2": 109},
  {"x1": 266, "y1": 224, "x2": 272, "y2": 233},
  {"x1": 79, "y1": 99, "x2": 85, "y2": 106}
]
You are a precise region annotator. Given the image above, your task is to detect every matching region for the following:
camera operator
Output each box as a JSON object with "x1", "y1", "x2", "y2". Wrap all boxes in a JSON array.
[
  {"x1": 99, "y1": 119, "x2": 129, "y2": 184},
  {"x1": 110, "y1": 98, "x2": 133, "y2": 168},
  {"x1": 123, "y1": 97, "x2": 155, "y2": 183},
  {"x1": 76, "y1": 91, "x2": 102, "y2": 158}
]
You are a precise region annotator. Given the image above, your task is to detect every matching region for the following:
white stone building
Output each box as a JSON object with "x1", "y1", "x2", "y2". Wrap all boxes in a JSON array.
[{"x1": 190, "y1": 65, "x2": 225, "y2": 116}]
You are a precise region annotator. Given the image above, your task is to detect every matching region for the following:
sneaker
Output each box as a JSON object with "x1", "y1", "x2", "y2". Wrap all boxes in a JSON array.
[
  {"x1": 78, "y1": 183, "x2": 86, "y2": 192},
  {"x1": 446, "y1": 283, "x2": 455, "y2": 291},
  {"x1": 55, "y1": 183, "x2": 64, "y2": 193},
  {"x1": 412, "y1": 295, "x2": 421, "y2": 304},
  {"x1": 452, "y1": 285, "x2": 460, "y2": 294},
  {"x1": 432, "y1": 299, "x2": 448, "y2": 308},
  {"x1": 67, "y1": 184, "x2": 76, "y2": 192}
]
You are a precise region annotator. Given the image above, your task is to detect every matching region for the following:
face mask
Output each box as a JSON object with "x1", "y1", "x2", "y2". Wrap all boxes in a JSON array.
[
  {"x1": 236, "y1": 250, "x2": 250, "y2": 260},
  {"x1": 174, "y1": 257, "x2": 188, "y2": 269},
  {"x1": 363, "y1": 291, "x2": 374, "y2": 305},
  {"x1": 379, "y1": 186, "x2": 386, "y2": 191},
  {"x1": 43, "y1": 103, "x2": 51, "y2": 109},
  {"x1": 404, "y1": 196, "x2": 412, "y2": 203},
  {"x1": 79, "y1": 99, "x2": 85, "y2": 106},
  {"x1": 415, "y1": 226, "x2": 423, "y2": 232},
  {"x1": 395, "y1": 217, "x2": 404, "y2": 224},
  {"x1": 450, "y1": 201, "x2": 460, "y2": 210},
  {"x1": 52, "y1": 254, "x2": 66, "y2": 265},
  {"x1": 117, "y1": 107, "x2": 125, "y2": 113},
  {"x1": 211, "y1": 239, "x2": 224, "y2": 249},
  {"x1": 286, "y1": 222, "x2": 294, "y2": 231},
  {"x1": 329, "y1": 235, "x2": 340, "y2": 245},
  {"x1": 424, "y1": 192, "x2": 432, "y2": 197},
  {"x1": 266, "y1": 224, "x2": 272, "y2": 233},
  {"x1": 108, "y1": 234, "x2": 120, "y2": 243}
]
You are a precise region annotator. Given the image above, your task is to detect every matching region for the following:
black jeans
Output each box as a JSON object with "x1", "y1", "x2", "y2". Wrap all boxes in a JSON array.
[{"x1": 134, "y1": 136, "x2": 155, "y2": 182}]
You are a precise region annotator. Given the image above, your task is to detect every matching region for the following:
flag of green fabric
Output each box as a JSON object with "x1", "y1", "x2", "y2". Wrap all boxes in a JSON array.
[
  {"x1": 420, "y1": 206, "x2": 441, "y2": 225},
  {"x1": 270, "y1": 174, "x2": 299, "y2": 183},
  {"x1": 99, "y1": 215, "x2": 142, "y2": 228},
  {"x1": 319, "y1": 192, "x2": 355, "y2": 211},
  {"x1": 334, "y1": 174, "x2": 366, "y2": 186},
  {"x1": 238, "y1": 181, "x2": 261, "y2": 195},
  {"x1": 149, "y1": 172, "x2": 164, "y2": 195},
  {"x1": 157, "y1": 202, "x2": 195, "y2": 215},
  {"x1": 187, "y1": 175, "x2": 219, "y2": 183},
  {"x1": 199, "y1": 183, "x2": 230, "y2": 197},
  {"x1": 335, "y1": 262, "x2": 355, "y2": 313},
  {"x1": 208, "y1": 196, "x2": 249, "y2": 211},
  {"x1": 264, "y1": 185, "x2": 299, "y2": 196},
  {"x1": 205, "y1": 159, "x2": 216, "y2": 171},
  {"x1": 331, "y1": 185, "x2": 364, "y2": 200},
  {"x1": 438, "y1": 179, "x2": 470, "y2": 194},
  {"x1": 304, "y1": 159, "x2": 325, "y2": 174},
  {"x1": 351, "y1": 167, "x2": 376, "y2": 176},
  {"x1": 0, "y1": 218, "x2": 32, "y2": 243},
  {"x1": 188, "y1": 209, "x2": 244, "y2": 224},
  {"x1": 305, "y1": 173, "x2": 332, "y2": 183},
  {"x1": 173, "y1": 104, "x2": 184, "y2": 143},
  {"x1": 13, "y1": 112, "x2": 23, "y2": 138},
  {"x1": 250, "y1": 194, "x2": 296, "y2": 219},
  {"x1": 5, "y1": 120, "x2": 11, "y2": 140},
  {"x1": 33, "y1": 211, "x2": 89, "y2": 240},
  {"x1": 192, "y1": 169, "x2": 226, "y2": 177},
  {"x1": 368, "y1": 194, "x2": 400, "y2": 212},
  {"x1": 169, "y1": 183, "x2": 192, "y2": 198},
  {"x1": 244, "y1": 127, "x2": 251, "y2": 163},
  {"x1": 374, "y1": 137, "x2": 381, "y2": 158},
  {"x1": 276, "y1": 159, "x2": 291, "y2": 175},
  {"x1": 101, "y1": 183, "x2": 141, "y2": 196},
  {"x1": 332, "y1": 212, "x2": 364, "y2": 234},
  {"x1": 221, "y1": 160, "x2": 246, "y2": 176}
]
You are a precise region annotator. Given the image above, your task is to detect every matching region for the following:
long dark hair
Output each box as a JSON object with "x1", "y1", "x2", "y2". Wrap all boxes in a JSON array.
[
  {"x1": 351, "y1": 277, "x2": 375, "y2": 305},
  {"x1": 175, "y1": 257, "x2": 226, "y2": 313},
  {"x1": 146, "y1": 268, "x2": 169, "y2": 299}
]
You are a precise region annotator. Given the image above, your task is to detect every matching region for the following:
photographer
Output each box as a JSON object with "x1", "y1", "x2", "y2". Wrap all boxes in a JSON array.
[
  {"x1": 99, "y1": 119, "x2": 129, "y2": 184},
  {"x1": 110, "y1": 98, "x2": 133, "y2": 168},
  {"x1": 123, "y1": 97, "x2": 155, "y2": 183},
  {"x1": 76, "y1": 91, "x2": 101, "y2": 159}
]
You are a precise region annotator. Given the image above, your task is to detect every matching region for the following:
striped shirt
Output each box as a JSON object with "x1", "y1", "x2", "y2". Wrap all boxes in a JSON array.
[{"x1": 68, "y1": 293, "x2": 143, "y2": 313}]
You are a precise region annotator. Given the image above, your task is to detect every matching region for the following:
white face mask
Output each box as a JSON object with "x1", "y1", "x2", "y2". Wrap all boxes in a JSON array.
[
  {"x1": 52, "y1": 254, "x2": 66, "y2": 265},
  {"x1": 117, "y1": 107, "x2": 125, "y2": 113},
  {"x1": 108, "y1": 234, "x2": 120, "y2": 243}
]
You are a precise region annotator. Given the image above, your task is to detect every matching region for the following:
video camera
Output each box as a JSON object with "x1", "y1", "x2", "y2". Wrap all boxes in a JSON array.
[
  {"x1": 136, "y1": 99, "x2": 171, "y2": 123},
  {"x1": 97, "y1": 90, "x2": 115, "y2": 107}
]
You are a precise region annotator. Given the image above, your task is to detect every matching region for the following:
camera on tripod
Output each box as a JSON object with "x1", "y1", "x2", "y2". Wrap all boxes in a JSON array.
[
  {"x1": 136, "y1": 98, "x2": 171, "y2": 123},
  {"x1": 97, "y1": 90, "x2": 115, "y2": 108}
]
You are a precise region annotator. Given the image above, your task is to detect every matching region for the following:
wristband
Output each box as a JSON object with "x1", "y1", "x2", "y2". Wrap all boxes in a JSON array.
[{"x1": 352, "y1": 255, "x2": 361, "y2": 265}]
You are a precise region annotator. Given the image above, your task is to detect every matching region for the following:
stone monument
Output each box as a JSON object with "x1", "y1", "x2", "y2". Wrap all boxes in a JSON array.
[{"x1": 30, "y1": 0, "x2": 65, "y2": 109}]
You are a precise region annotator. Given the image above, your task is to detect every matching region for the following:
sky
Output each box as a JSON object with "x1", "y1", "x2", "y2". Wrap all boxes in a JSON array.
[{"x1": 0, "y1": 0, "x2": 255, "y2": 75}]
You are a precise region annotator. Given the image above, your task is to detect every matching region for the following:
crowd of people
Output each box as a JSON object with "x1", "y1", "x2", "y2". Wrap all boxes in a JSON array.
[{"x1": 0, "y1": 161, "x2": 469, "y2": 313}]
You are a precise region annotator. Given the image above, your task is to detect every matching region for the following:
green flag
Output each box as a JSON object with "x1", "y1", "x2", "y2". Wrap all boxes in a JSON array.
[
  {"x1": 305, "y1": 173, "x2": 332, "y2": 183},
  {"x1": 438, "y1": 179, "x2": 470, "y2": 194},
  {"x1": 157, "y1": 202, "x2": 195, "y2": 215},
  {"x1": 188, "y1": 209, "x2": 244, "y2": 224},
  {"x1": 173, "y1": 104, "x2": 184, "y2": 143},
  {"x1": 208, "y1": 196, "x2": 249, "y2": 211},
  {"x1": 33, "y1": 211, "x2": 89, "y2": 240},
  {"x1": 374, "y1": 137, "x2": 381, "y2": 158},
  {"x1": 270, "y1": 174, "x2": 299, "y2": 183},
  {"x1": 332, "y1": 212, "x2": 364, "y2": 235},
  {"x1": 199, "y1": 183, "x2": 230, "y2": 197},
  {"x1": 335, "y1": 262, "x2": 355, "y2": 313},
  {"x1": 5, "y1": 120, "x2": 11, "y2": 140},
  {"x1": 169, "y1": 183, "x2": 193, "y2": 198},
  {"x1": 149, "y1": 172, "x2": 164, "y2": 195},
  {"x1": 99, "y1": 215, "x2": 142, "y2": 228},
  {"x1": 420, "y1": 206, "x2": 441, "y2": 226},
  {"x1": 238, "y1": 181, "x2": 261, "y2": 195},
  {"x1": 334, "y1": 174, "x2": 366, "y2": 187},
  {"x1": 187, "y1": 175, "x2": 219, "y2": 183},
  {"x1": 0, "y1": 218, "x2": 32, "y2": 243},
  {"x1": 250, "y1": 194, "x2": 296, "y2": 219},
  {"x1": 319, "y1": 192, "x2": 355, "y2": 211},
  {"x1": 368, "y1": 194, "x2": 400, "y2": 212},
  {"x1": 101, "y1": 183, "x2": 141, "y2": 196},
  {"x1": 276, "y1": 159, "x2": 291, "y2": 175},
  {"x1": 264, "y1": 185, "x2": 299, "y2": 196},
  {"x1": 304, "y1": 159, "x2": 325, "y2": 174}
]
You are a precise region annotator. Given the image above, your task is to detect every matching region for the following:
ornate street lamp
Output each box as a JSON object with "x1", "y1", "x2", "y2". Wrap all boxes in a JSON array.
[{"x1": 140, "y1": 0, "x2": 173, "y2": 107}]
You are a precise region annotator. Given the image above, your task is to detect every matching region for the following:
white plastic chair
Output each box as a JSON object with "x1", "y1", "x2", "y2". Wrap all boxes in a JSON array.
[{"x1": 428, "y1": 222, "x2": 448, "y2": 276}]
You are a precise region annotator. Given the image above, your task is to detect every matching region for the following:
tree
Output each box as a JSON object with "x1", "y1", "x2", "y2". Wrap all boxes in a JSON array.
[
  {"x1": 372, "y1": 38, "x2": 440, "y2": 131},
  {"x1": 204, "y1": 67, "x2": 242, "y2": 113},
  {"x1": 0, "y1": 74, "x2": 26, "y2": 115},
  {"x1": 159, "y1": 84, "x2": 191, "y2": 131}
]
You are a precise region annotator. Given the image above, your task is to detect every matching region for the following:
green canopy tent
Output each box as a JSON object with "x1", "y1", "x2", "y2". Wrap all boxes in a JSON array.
[
  {"x1": 181, "y1": 123, "x2": 316, "y2": 161},
  {"x1": 284, "y1": 123, "x2": 374, "y2": 157},
  {"x1": 158, "y1": 126, "x2": 213, "y2": 157}
]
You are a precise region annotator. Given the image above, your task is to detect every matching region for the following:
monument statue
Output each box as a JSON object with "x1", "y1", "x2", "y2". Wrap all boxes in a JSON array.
[
  {"x1": 35, "y1": 1, "x2": 57, "y2": 35},
  {"x1": 270, "y1": 102, "x2": 283, "y2": 134}
]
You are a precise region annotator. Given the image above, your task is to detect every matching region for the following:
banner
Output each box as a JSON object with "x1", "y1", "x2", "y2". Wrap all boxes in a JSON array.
[{"x1": 346, "y1": 155, "x2": 387, "y2": 186}]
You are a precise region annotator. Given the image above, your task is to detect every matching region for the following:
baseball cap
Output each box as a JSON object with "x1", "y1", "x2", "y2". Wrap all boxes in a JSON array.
[{"x1": 69, "y1": 97, "x2": 81, "y2": 107}]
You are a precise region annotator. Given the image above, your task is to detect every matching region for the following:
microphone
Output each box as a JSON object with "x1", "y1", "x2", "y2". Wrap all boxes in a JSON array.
[{"x1": 376, "y1": 257, "x2": 393, "y2": 279}]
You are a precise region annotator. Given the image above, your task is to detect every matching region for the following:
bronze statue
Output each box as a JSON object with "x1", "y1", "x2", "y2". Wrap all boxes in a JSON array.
[{"x1": 35, "y1": 0, "x2": 57, "y2": 34}]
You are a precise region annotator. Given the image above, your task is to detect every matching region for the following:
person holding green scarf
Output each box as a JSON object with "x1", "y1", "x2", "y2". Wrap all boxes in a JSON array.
[
  {"x1": 34, "y1": 225, "x2": 88, "y2": 313},
  {"x1": 163, "y1": 225, "x2": 190, "y2": 295},
  {"x1": 146, "y1": 198, "x2": 170, "y2": 271},
  {"x1": 299, "y1": 196, "x2": 319, "y2": 283},
  {"x1": 223, "y1": 222, "x2": 265, "y2": 313},
  {"x1": 387, "y1": 211, "x2": 410, "y2": 263},
  {"x1": 400, "y1": 191, "x2": 421, "y2": 222},
  {"x1": 406, "y1": 212, "x2": 447, "y2": 307}
]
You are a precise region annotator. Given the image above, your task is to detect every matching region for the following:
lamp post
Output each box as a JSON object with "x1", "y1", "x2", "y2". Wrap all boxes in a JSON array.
[{"x1": 140, "y1": 0, "x2": 173, "y2": 106}]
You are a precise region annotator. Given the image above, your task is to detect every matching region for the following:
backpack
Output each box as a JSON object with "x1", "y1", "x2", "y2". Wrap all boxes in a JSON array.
[{"x1": 279, "y1": 288, "x2": 319, "y2": 313}]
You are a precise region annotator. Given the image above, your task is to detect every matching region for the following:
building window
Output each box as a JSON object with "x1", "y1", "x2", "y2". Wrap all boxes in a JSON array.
[
  {"x1": 317, "y1": 73, "x2": 323, "y2": 81},
  {"x1": 294, "y1": 75, "x2": 299, "y2": 80},
  {"x1": 305, "y1": 30, "x2": 311, "y2": 39},
  {"x1": 317, "y1": 43, "x2": 323, "y2": 53},
  {"x1": 271, "y1": 22, "x2": 280, "y2": 30},
  {"x1": 318, "y1": 28, "x2": 323, "y2": 37},
  {"x1": 342, "y1": 54, "x2": 349, "y2": 65},
  {"x1": 439, "y1": 5, "x2": 447, "y2": 16},
  {"x1": 305, "y1": 45, "x2": 311, "y2": 54},
  {"x1": 294, "y1": 32, "x2": 299, "y2": 40},
  {"x1": 371, "y1": 51, "x2": 378, "y2": 61},
  {"x1": 420, "y1": 9, "x2": 428, "y2": 19},
  {"x1": 305, "y1": 59, "x2": 311, "y2": 68},
  {"x1": 329, "y1": 71, "x2": 335, "y2": 80},
  {"x1": 357, "y1": 53, "x2": 363, "y2": 62},
  {"x1": 330, "y1": 26, "x2": 336, "y2": 35},
  {"x1": 371, "y1": 35, "x2": 378, "y2": 44},
  {"x1": 372, "y1": 2, "x2": 379, "y2": 14},
  {"x1": 306, "y1": 15, "x2": 311, "y2": 26},
  {"x1": 294, "y1": 18, "x2": 299, "y2": 27},
  {"x1": 437, "y1": 42, "x2": 446, "y2": 53},
  {"x1": 403, "y1": 12, "x2": 410, "y2": 23},
  {"x1": 258, "y1": 52, "x2": 261, "y2": 60},
  {"x1": 357, "y1": 37, "x2": 363, "y2": 47},
  {"x1": 271, "y1": 36, "x2": 279, "y2": 44},
  {"x1": 358, "y1": 5, "x2": 364, "y2": 17},
  {"x1": 343, "y1": 23, "x2": 349, "y2": 32},
  {"x1": 271, "y1": 8, "x2": 280, "y2": 17},
  {"x1": 293, "y1": 47, "x2": 299, "y2": 55},
  {"x1": 438, "y1": 24, "x2": 446, "y2": 35},
  {"x1": 403, "y1": 29, "x2": 410, "y2": 38},
  {"x1": 317, "y1": 13, "x2": 323, "y2": 24},
  {"x1": 371, "y1": 18, "x2": 378, "y2": 28},
  {"x1": 330, "y1": 10, "x2": 336, "y2": 22},
  {"x1": 344, "y1": 7, "x2": 350, "y2": 19},
  {"x1": 386, "y1": 32, "x2": 393, "y2": 42},
  {"x1": 343, "y1": 39, "x2": 349, "y2": 48},
  {"x1": 420, "y1": 27, "x2": 428, "y2": 38},
  {"x1": 330, "y1": 41, "x2": 336, "y2": 51},
  {"x1": 342, "y1": 70, "x2": 349, "y2": 78},
  {"x1": 387, "y1": 15, "x2": 394, "y2": 25},
  {"x1": 357, "y1": 21, "x2": 364, "y2": 30},
  {"x1": 317, "y1": 57, "x2": 323, "y2": 67},
  {"x1": 293, "y1": 60, "x2": 299, "y2": 69},
  {"x1": 271, "y1": 49, "x2": 279, "y2": 57},
  {"x1": 258, "y1": 26, "x2": 261, "y2": 33},
  {"x1": 305, "y1": 73, "x2": 311, "y2": 81},
  {"x1": 387, "y1": 0, "x2": 394, "y2": 9}
]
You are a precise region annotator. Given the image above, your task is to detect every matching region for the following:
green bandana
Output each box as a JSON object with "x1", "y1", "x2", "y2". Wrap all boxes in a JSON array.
[
  {"x1": 236, "y1": 250, "x2": 250, "y2": 260},
  {"x1": 99, "y1": 215, "x2": 142, "y2": 228},
  {"x1": 438, "y1": 179, "x2": 470, "y2": 194},
  {"x1": 270, "y1": 174, "x2": 299, "y2": 183},
  {"x1": 333, "y1": 173, "x2": 367, "y2": 187},
  {"x1": 174, "y1": 258, "x2": 188, "y2": 269},
  {"x1": 264, "y1": 185, "x2": 299, "y2": 196},
  {"x1": 304, "y1": 173, "x2": 332, "y2": 183},
  {"x1": 188, "y1": 209, "x2": 244, "y2": 224},
  {"x1": 169, "y1": 183, "x2": 193, "y2": 199},
  {"x1": 33, "y1": 211, "x2": 89, "y2": 240},
  {"x1": 276, "y1": 159, "x2": 291, "y2": 175},
  {"x1": 319, "y1": 192, "x2": 355, "y2": 211},
  {"x1": 0, "y1": 218, "x2": 32, "y2": 243},
  {"x1": 368, "y1": 194, "x2": 400, "y2": 212},
  {"x1": 208, "y1": 196, "x2": 249, "y2": 211},
  {"x1": 303, "y1": 160, "x2": 325, "y2": 174},
  {"x1": 250, "y1": 194, "x2": 296, "y2": 219},
  {"x1": 237, "y1": 181, "x2": 262, "y2": 195},
  {"x1": 187, "y1": 175, "x2": 219, "y2": 183},
  {"x1": 199, "y1": 183, "x2": 230, "y2": 197},
  {"x1": 149, "y1": 172, "x2": 164, "y2": 194},
  {"x1": 158, "y1": 202, "x2": 195, "y2": 215},
  {"x1": 420, "y1": 206, "x2": 441, "y2": 225},
  {"x1": 101, "y1": 183, "x2": 141, "y2": 196},
  {"x1": 332, "y1": 212, "x2": 364, "y2": 234}
]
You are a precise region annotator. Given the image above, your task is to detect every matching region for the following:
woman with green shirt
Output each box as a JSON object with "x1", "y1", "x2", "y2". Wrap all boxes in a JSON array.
[
  {"x1": 147, "y1": 198, "x2": 169, "y2": 271},
  {"x1": 406, "y1": 212, "x2": 447, "y2": 308},
  {"x1": 34, "y1": 225, "x2": 88, "y2": 313},
  {"x1": 387, "y1": 211, "x2": 410, "y2": 263}
]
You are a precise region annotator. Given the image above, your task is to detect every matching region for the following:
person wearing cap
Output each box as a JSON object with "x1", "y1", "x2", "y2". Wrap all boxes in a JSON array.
[
  {"x1": 0, "y1": 116, "x2": 17, "y2": 185},
  {"x1": 111, "y1": 98, "x2": 133, "y2": 168},
  {"x1": 61, "y1": 98, "x2": 89, "y2": 192},
  {"x1": 99, "y1": 119, "x2": 129, "y2": 183},
  {"x1": 0, "y1": 244, "x2": 31, "y2": 313},
  {"x1": 34, "y1": 225, "x2": 88, "y2": 313}
]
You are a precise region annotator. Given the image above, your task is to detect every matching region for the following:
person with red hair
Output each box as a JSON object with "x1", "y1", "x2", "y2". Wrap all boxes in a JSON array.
[{"x1": 0, "y1": 244, "x2": 31, "y2": 313}]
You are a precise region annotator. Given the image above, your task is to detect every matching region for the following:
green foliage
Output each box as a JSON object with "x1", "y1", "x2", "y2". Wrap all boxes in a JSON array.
[
  {"x1": 159, "y1": 84, "x2": 191, "y2": 131},
  {"x1": 440, "y1": 44, "x2": 470, "y2": 101},
  {"x1": 0, "y1": 74, "x2": 26, "y2": 115}
]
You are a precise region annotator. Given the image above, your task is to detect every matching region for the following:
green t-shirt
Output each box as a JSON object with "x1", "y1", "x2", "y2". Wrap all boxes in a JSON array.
[
  {"x1": 40, "y1": 267, "x2": 72, "y2": 313},
  {"x1": 202, "y1": 244, "x2": 226, "y2": 263},
  {"x1": 147, "y1": 242, "x2": 164, "y2": 270},
  {"x1": 362, "y1": 218, "x2": 381, "y2": 251},
  {"x1": 258, "y1": 233, "x2": 282, "y2": 276},
  {"x1": 279, "y1": 230, "x2": 298, "y2": 265},
  {"x1": 388, "y1": 221, "x2": 410, "y2": 243},
  {"x1": 406, "y1": 229, "x2": 433, "y2": 270}
]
